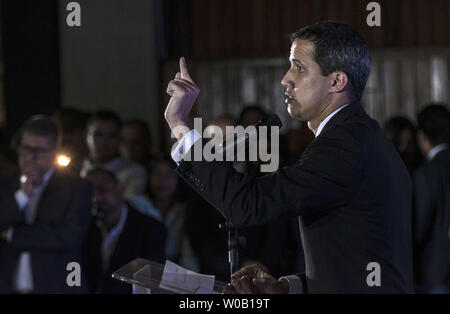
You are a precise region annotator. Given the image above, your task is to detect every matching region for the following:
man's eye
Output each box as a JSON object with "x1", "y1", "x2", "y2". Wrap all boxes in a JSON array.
[{"x1": 296, "y1": 65, "x2": 304, "y2": 71}]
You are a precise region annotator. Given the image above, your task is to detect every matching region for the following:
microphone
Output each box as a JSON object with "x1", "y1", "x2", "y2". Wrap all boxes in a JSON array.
[{"x1": 217, "y1": 114, "x2": 282, "y2": 155}]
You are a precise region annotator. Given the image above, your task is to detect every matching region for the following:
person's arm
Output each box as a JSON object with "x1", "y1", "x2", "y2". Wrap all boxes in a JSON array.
[
  {"x1": 9, "y1": 179, "x2": 93, "y2": 251},
  {"x1": 175, "y1": 126, "x2": 360, "y2": 227}
]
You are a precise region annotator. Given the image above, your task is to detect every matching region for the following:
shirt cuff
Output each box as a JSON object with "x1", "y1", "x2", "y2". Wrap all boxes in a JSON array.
[
  {"x1": 171, "y1": 129, "x2": 202, "y2": 164},
  {"x1": 14, "y1": 190, "x2": 30, "y2": 210},
  {"x1": 279, "y1": 275, "x2": 304, "y2": 294}
]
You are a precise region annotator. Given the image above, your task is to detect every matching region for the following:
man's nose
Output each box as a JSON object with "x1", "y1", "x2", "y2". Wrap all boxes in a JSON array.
[{"x1": 281, "y1": 72, "x2": 291, "y2": 89}]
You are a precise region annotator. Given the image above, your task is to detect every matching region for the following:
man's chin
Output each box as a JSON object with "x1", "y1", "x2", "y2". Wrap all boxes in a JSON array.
[{"x1": 287, "y1": 104, "x2": 307, "y2": 121}]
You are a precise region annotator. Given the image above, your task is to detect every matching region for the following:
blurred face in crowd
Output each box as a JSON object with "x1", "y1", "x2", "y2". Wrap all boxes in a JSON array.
[
  {"x1": 281, "y1": 39, "x2": 333, "y2": 122},
  {"x1": 120, "y1": 124, "x2": 150, "y2": 164},
  {"x1": 150, "y1": 161, "x2": 178, "y2": 200},
  {"x1": 87, "y1": 120, "x2": 121, "y2": 163},
  {"x1": 240, "y1": 110, "x2": 265, "y2": 128},
  {"x1": 397, "y1": 128, "x2": 415, "y2": 155},
  {"x1": 86, "y1": 170, "x2": 124, "y2": 228},
  {"x1": 17, "y1": 133, "x2": 57, "y2": 185}
]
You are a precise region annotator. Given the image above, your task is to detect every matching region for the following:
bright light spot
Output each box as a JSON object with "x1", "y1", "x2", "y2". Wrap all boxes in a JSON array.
[{"x1": 57, "y1": 155, "x2": 71, "y2": 167}]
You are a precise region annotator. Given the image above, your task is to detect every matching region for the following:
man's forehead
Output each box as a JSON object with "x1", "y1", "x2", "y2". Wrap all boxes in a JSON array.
[
  {"x1": 21, "y1": 133, "x2": 53, "y2": 146},
  {"x1": 289, "y1": 39, "x2": 314, "y2": 61}
]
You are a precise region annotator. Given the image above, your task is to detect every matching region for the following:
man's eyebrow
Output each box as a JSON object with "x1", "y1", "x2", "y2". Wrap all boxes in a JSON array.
[{"x1": 291, "y1": 58, "x2": 304, "y2": 65}]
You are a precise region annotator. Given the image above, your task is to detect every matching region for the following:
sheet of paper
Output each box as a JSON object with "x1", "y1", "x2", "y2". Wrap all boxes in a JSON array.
[{"x1": 159, "y1": 260, "x2": 216, "y2": 294}]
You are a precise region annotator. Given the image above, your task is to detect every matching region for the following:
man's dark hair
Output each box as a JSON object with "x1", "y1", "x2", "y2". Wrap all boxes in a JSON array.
[
  {"x1": 417, "y1": 103, "x2": 450, "y2": 146},
  {"x1": 12, "y1": 115, "x2": 59, "y2": 149},
  {"x1": 238, "y1": 105, "x2": 268, "y2": 125},
  {"x1": 384, "y1": 116, "x2": 416, "y2": 149},
  {"x1": 291, "y1": 21, "x2": 371, "y2": 100},
  {"x1": 124, "y1": 119, "x2": 152, "y2": 141},
  {"x1": 87, "y1": 110, "x2": 122, "y2": 130}
]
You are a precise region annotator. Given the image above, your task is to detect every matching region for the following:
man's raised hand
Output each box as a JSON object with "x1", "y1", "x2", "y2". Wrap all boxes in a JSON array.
[{"x1": 165, "y1": 57, "x2": 199, "y2": 140}]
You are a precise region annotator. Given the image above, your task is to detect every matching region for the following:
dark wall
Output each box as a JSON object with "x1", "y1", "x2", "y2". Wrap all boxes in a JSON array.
[{"x1": 0, "y1": 0, "x2": 60, "y2": 145}]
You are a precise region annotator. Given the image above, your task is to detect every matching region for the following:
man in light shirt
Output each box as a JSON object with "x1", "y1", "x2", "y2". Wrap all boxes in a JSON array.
[
  {"x1": 80, "y1": 111, "x2": 148, "y2": 200},
  {"x1": 0, "y1": 115, "x2": 92, "y2": 293},
  {"x1": 164, "y1": 21, "x2": 414, "y2": 293}
]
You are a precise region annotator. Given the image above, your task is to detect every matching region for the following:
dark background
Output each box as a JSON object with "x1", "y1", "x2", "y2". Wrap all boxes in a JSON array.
[{"x1": 0, "y1": 0, "x2": 448, "y2": 151}]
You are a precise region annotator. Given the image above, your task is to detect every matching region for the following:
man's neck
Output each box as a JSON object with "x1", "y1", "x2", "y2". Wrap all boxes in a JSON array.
[{"x1": 308, "y1": 101, "x2": 349, "y2": 135}]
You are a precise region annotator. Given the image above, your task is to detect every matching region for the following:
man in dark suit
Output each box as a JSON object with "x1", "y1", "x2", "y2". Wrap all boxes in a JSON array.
[
  {"x1": 413, "y1": 104, "x2": 450, "y2": 293},
  {"x1": 0, "y1": 115, "x2": 92, "y2": 293},
  {"x1": 164, "y1": 21, "x2": 414, "y2": 293},
  {"x1": 83, "y1": 168, "x2": 167, "y2": 294}
]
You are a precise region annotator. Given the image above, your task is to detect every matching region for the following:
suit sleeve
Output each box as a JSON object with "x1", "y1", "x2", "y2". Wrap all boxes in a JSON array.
[
  {"x1": 9, "y1": 179, "x2": 93, "y2": 252},
  {"x1": 175, "y1": 126, "x2": 362, "y2": 227}
]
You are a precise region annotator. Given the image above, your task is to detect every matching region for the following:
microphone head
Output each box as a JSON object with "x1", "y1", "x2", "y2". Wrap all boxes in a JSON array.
[{"x1": 264, "y1": 114, "x2": 283, "y2": 128}]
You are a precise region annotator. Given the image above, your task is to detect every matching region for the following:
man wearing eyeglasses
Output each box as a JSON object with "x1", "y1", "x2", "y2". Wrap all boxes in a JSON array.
[{"x1": 0, "y1": 115, "x2": 92, "y2": 293}]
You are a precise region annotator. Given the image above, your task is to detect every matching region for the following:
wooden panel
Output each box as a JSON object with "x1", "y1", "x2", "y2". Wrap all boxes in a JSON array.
[{"x1": 170, "y1": 0, "x2": 450, "y2": 58}]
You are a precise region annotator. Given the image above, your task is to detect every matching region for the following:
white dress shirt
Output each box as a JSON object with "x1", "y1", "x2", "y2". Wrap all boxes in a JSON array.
[{"x1": 11, "y1": 167, "x2": 55, "y2": 293}]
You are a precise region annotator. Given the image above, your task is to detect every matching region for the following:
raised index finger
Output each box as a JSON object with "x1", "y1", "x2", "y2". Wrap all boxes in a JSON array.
[{"x1": 180, "y1": 57, "x2": 193, "y2": 82}]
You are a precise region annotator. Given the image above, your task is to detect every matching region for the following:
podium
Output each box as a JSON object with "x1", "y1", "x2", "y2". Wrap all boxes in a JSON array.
[{"x1": 112, "y1": 258, "x2": 230, "y2": 294}]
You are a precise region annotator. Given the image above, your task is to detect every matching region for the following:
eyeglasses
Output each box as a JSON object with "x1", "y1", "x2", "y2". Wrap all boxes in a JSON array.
[{"x1": 17, "y1": 144, "x2": 55, "y2": 157}]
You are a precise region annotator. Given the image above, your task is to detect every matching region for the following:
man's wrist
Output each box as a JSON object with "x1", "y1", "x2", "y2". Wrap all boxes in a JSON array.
[{"x1": 166, "y1": 118, "x2": 191, "y2": 141}]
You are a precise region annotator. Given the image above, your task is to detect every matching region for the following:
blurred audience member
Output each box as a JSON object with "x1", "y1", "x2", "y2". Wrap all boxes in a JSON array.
[
  {"x1": 412, "y1": 103, "x2": 450, "y2": 294},
  {"x1": 384, "y1": 116, "x2": 422, "y2": 174},
  {"x1": 120, "y1": 119, "x2": 155, "y2": 168},
  {"x1": 81, "y1": 111, "x2": 148, "y2": 199},
  {"x1": 0, "y1": 115, "x2": 92, "y2": 293},
  {"x1": 238, "y1": 105, "x2": 268, "y2": 128},
  {"x1": 52, "y1": 108, "x2": 89, "y2": 175},
  {"x1": 130, "y1": 156, "x2": 199, "y2": 271},
  {"x1": 83, "y1": 168, "x2": 166, "y2": 294}
]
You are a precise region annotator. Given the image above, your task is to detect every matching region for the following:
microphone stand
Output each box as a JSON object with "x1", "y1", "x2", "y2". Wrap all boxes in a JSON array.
[{"x1": 219, "y1": 221, "x2": 239, "y2": 282}]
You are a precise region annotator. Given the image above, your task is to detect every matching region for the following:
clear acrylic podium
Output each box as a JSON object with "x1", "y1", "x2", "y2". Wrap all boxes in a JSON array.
[{"x1": 112, "y1": 258, "x2": 229, "y2": 294}]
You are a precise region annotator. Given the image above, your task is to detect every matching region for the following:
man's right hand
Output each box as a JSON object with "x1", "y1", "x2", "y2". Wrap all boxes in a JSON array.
[
  {"x1": 164, "y1": 57, "x2": 200, "y2": 141},
  {"x1": 229, "y1": 263, "x2": 289, "y2": 294},
  {"x1": 20, "y1": 168, "x2": 42, "y2": 197}
]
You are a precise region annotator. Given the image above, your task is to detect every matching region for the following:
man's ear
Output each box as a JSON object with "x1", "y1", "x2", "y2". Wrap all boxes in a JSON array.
[{"x1": 329, "y1": 72, "x2": 349, "y2": 93}]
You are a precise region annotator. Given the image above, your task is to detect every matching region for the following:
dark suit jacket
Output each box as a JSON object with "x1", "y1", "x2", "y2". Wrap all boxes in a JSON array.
[
  {"x1": 175, "y1": 101, "x2": 414, "y2": 293},
  {"x1": 83, "y1": 205, "x2": 167, "y2": 294},
  {"x1": 413, "y1": 148, "x2": 450, "y2": 290},
  {"x1": 0, "y1": 171, "x2": 92, "y2": 293}
]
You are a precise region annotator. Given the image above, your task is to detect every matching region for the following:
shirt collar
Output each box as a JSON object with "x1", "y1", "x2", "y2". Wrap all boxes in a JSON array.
[
  {"x1": 98, "y1": 205, "x2": 128, "y2": 240},
  {"x1": 315, "y1": 104, "x2": 350, "y2": 137},
  {"x1": 427, "y1": 143, "x2": 448, "y2": 161}
]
